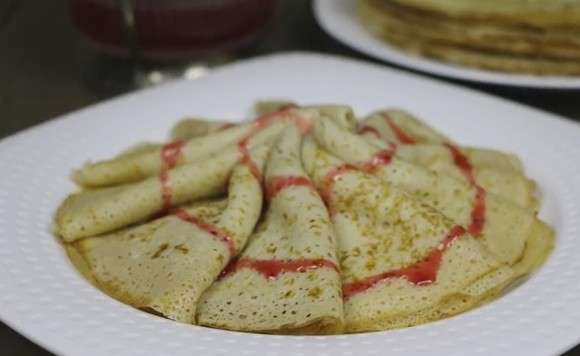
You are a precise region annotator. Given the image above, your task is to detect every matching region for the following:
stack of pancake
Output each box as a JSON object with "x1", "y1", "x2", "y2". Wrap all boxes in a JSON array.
[{"x1": 358, "y1": 0, "x2": 580, "y2": 75}]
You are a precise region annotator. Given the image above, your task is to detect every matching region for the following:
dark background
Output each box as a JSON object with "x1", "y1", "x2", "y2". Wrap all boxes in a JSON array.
[{"x1": 1, "y1": 1, "x2": 579, "y2": 355}]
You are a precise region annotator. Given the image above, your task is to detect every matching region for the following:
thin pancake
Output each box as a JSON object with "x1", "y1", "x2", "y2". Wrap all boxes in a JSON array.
[
  {"x1": 312, "y1": 118, "x2": 554, "y2": 276},
  {"x1": 365, "y1": 20, "x2": 580, "y2": 75},
  {"x1": 360, "y1": 111, "x2": 535, "y2": 209},
  {"x1": 360, "y1": 110, "x2": 449, "y2": 145},
  {"x1": 303, "y1": 139, "x2": 513, "y2": 332},
  {"x1": 170, "y1": 117, "x2": 233, "y2": 141},
  {"x1": 197, "y1": 126, "x2": 344, "y2": 334},
  {"x1": 70, "y1": 142, "x2": 268, "y2": 323},
  {"x1": 57, "y1": 122, "x2": 286, "y2": 242},
  {"x1": 387, "y1": 0, "x2": 580, "y2": 29}
]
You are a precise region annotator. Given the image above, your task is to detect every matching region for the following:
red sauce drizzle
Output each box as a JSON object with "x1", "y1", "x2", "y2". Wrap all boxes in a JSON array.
[
  {"x1": 444, "y1": 143, "x2": 486, "y2": 236},
  {"x1": 253, "y1": 108, "x2": 291, "y2": 129},
  {"x1": 357, "y1": 125, "x2": 382, "y2": 139},
  {"x1": 236, "y1": 108, "x2": 311, "y2": 182},
  {"x1": 266, "y1": 175, "x2": 314, "y2": 200},
  {"x1": 444, "y1": 143, "x2": 475, "y2": 184},
  {"x1": 221, "y1": 257, "x2": 339, "y2": 280},
  {"x1": 173, "y1": 208, "x2": 236, "y2": 257},
  {"x1": 359, "y1": 144, "x2": 398, "y2": 173},
  {"x1": 319, "y1": 163, "x2": 357, "y2": 214},
  {"x1": 469, "y1": 185, "x2": 486, "y2": 236},
  {"x1": 343, "y1": 225, "x2": 466, "y2": 299},
  {"x1": 159, "y1": 141, "x2": 185, "y2": 212},
  {"x1": 383, "y1": 113, "x2": 417, "y2": 144},
  {"x1": 238, "y1": 136, "x2": 262, "y2": 181}
]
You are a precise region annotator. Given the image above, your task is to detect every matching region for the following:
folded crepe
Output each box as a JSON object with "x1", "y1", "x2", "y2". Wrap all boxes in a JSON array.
[
  {"x1": 360, "y1": 109, "x2": 523, "y2": 171},
  {"x1": 69, "y1": 143, "x2": 268, "y2": 323},
  {"x1": 312, "y1": 118, "x2": 553, "y2": 276},
  {"x1": 74, "y1": 106, "x2": 355, "y2": 188},
  {"x1": 56, "y1": 122, "x2": 286, "y2": 242},
  {"x1": 359, "y1": 109, "x2": 449, "y2": 145},
  {"x1": 170, "y1": 117, "x2": 234, "y2": 141},
  {"x1": 197, "y1": 126, "x2": 344, "y2": 334},
  {"x1": 302, "y1": 138, "x2": 514, "y2": 332},
  {"x1": 359, "y1": 110, "x2": 536, "y2": 210},
  {"x1": 73, "y1": 109, "x2": 302, "y2": 188},
  {"x1": 256, "y1": 101, "x2": 358, "y2": 133}
]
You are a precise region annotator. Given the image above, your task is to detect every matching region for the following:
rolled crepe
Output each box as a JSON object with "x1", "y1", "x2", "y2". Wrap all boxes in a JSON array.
[
  {"x1": 69, "y1": 142, "x2": 268, "y2": 323},
  {"x1": 309, "y1": 105, "x2": 358, "y2": 133},
  {"x1": 303, "y1": 140, "x2": 514, "y2": 331},
  {"x1": 358, "y1": 0, "x2": 580, "y2": 62},
  {"x1": 255, "y1": 100, "x2": 297, "y2": 115},
  {"x1": 170, "y1": 117, "x2": 234, "y2": 141},
  {"x1": 311, "y1": 119, "x2": 554, "y2": 276},
  {"x1": 56, "y1": 121, "x2": 287, "y2": 242},
  {"x1": 256, "y1": 101, "x2": 358, "y2": 133},
  {"x1": 359, "y1": 109, "x2": 449, "y2": 144},
  {"x1": 74, "y1": 123, "x2": 254, "y2": 187},
  {"x1": 198, "y1": 126, "x2": 344, "y2": 334}
]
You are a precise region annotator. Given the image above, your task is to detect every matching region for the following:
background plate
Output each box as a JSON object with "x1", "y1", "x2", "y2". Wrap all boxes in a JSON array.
[
  {"x1": 0, "y1": 52, "x2": 579, "y2": 356},
  {"x1": 314, "y1": 0, "x2": 580, "y2": 89}
]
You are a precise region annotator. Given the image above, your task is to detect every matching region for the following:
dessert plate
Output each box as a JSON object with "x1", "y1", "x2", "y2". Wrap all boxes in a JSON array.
[
  {"x1": 0, "y1": 52, "x2": 579, "y2": 356},
  {"x1": 314, "y1": 0, "x2": 580, "y2": 88}
]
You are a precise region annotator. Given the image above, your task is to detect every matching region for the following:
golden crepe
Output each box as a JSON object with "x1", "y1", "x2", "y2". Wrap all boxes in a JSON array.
[
  {"x1": 312, "y1": 118, "x2": 553, "y2": 276},
  {"x1": 359, "y1": 110, "x2": 537, "y2": 210},
  {"x1": 56, "y1": 121, "x2": 287, "y2": 242},
  {"x1": 358, "y1": 0, "x2": 580, "y2": 75},
  {"x1": 56, "y1": 102, "x2": 554, "y2": 334},
  {"x1": 69, "y1": 142, "x2": 268, "y2": 323},
  {"x1": 198, "y1": 126, "x2": 344, "y2": 334},
  {"x1": 170, "y1": 117, "x2": 234, "y2": 141},
  {"x1": 74, "y1": 105, "x2": 356, "y2": 189},
  {"x1": 303, "y1": 138, "x2": 513, "y2": 331},
  {"x1": 74, "y1": 109, "x2": 308, "y2": 188}
]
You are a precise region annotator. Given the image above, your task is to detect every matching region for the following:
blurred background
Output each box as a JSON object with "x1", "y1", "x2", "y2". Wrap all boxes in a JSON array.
[{"x1": 0, "y1": 1, "x2": 579, "y2": 355}]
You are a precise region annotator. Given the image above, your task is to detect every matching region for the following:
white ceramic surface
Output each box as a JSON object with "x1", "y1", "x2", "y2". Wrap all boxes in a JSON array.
[
  {"x1": 314, "y1": 0, "x2": 580, "y2": 89},
  {"x1": 1, "y1": 52, "x2": 579, "y2": 356}
]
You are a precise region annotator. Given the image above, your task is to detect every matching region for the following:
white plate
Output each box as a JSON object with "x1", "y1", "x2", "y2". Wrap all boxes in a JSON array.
[
  {"x1": 1, "y1": 52, "x2": 580, "y2": 356},
  {"x1": 314, "y1": 0, "x2": 580, "y2": 89}
]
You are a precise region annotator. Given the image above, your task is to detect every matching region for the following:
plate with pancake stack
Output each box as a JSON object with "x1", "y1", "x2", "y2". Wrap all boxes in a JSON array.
[{"x1": 315, "y1": 0, "x2": 580, "y2": 87}]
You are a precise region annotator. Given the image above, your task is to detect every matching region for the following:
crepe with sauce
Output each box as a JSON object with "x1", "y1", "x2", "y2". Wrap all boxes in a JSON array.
[
  {"x1": 255, "y1": 101, "x2": 359, "y2": 133},
  {"x1": 57, "y1": 102, "x2": 554, "y2": 334},
  {"x1": 302, "y1": 139, "x2": 513, "y2": 331},
  {"x1": 170, "y1": 117, "x2": 234, "y2": 141},
  {"x1": 56, "y1": 121, "x2": 286, "y2": 242},
  {"x1": 312, "y1": 118, "x2": 553, "y2": 276},
  {"x1": 359, "y1": 110, "x2": 537, "y2": 210},
  {"x1": 197, "y1": 126, "x2": 344, "y2": 334},
  {"x1": 75, "y1": 106, "x2": 354, "y2": 188},
  {"x1": 68, "y1": 143, "x2": 267, "y2": 323},
  {"x1": 73, "y1": 109, "x2": 313, "y2": 188}
]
